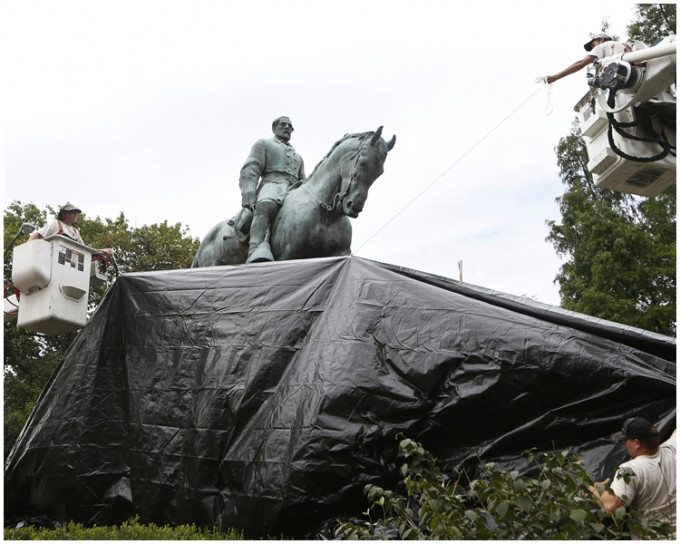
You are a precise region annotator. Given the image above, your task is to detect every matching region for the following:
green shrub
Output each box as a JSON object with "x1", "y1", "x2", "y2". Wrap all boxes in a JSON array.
[
  {"x1": 4, "y1": 516, "x2": 243, "y2": 540},
  {"x1": 336, "y1": 437, "x2": 674, "y2": 540}
]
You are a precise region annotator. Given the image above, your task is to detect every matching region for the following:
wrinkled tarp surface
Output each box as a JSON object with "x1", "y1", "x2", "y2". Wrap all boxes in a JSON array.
[{"x1": 5, "y1": 256, "x2": 676, "y2": 537}]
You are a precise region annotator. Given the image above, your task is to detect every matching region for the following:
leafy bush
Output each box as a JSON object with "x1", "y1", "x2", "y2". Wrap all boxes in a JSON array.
[
  {"x1": 4, "y1": 516, "x2": 243, "y2": 540},
  {"x1": 336, "y1": 437, "x2": 674, "y2": 540}
]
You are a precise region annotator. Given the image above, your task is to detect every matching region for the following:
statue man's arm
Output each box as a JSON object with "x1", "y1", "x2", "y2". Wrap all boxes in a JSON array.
[
  {"x1": 239, "y1": 139, "x2": 268, "y2": 208},
  {"x1": 298, "y1": 157, "x2": 306, "y2": 182}
]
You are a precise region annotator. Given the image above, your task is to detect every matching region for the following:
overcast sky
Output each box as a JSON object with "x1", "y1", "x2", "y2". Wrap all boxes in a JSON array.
[{"x1": 2, "y1": 0, "x2": 643, "y2": 305}]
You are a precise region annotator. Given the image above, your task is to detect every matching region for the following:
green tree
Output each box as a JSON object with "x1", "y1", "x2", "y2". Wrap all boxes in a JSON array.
[
  {"x1": 546, "y1": 7, "x2": 676, "y2": 335},
  {"x1": 337, "y1": 437, "x2": 674, "y2": 540},
  {"x1": 627, "y1": 4, "x2": 676, "y2": 44},
  {"x1": 4, "y1": 201, "x2": 200, "y2": 459}
]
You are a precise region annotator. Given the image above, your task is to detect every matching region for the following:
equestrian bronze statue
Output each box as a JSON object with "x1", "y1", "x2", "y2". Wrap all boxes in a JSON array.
[{"x1": 192, "y1": 126, "x2": 395, "y2": 267}]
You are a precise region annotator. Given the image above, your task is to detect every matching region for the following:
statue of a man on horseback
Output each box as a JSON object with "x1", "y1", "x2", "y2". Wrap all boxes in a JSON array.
[
  {"x1": 239, "y1": 116, "x2": 305, "y2": 263},
  {"x1": 191, "y1": 124, "x2": 395, "y2": 269}
]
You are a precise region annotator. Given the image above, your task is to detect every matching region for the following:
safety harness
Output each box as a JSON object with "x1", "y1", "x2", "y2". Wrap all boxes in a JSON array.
[{"x1": 57, "y1": 220, "x2": 81, "y2": 241}]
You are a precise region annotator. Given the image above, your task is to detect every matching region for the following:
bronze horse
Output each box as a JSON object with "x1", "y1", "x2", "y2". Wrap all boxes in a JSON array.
[{"x1": 191, "y1": 127, "x2": 395, "y2": 267}]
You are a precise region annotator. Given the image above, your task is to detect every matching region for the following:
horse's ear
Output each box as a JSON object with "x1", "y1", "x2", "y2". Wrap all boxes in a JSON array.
[
  {"x1": 371, "y1": 126, "x2": 384, "y2": 145},
  {"x1": 386, "y1": 135, "x2": 396, "y2": 151}
]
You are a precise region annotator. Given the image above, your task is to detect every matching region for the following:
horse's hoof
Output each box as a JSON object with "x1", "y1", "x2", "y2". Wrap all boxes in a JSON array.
[{"x1": 247, "y1": 243, "x2": 274, "y2": 263}]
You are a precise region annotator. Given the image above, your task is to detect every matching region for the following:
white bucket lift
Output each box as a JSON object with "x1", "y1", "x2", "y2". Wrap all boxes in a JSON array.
[
  {"x1": 11, "y1": 235, "x2": 107, "y2": 335},
  {"x1": 574, "y1": 36, "x2": 676, "y2": 197}
]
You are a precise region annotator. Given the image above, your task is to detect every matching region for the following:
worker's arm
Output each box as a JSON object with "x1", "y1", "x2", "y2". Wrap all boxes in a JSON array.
[
  {"x1": 546, "y1": 55, "x2": 597, "y2": 84},
  {"x1": 589, "y1": 478, "x2": 627, "y2": 513},
  {"x1": 28, "y1": 232, "x2": 43, "y2": 241}
]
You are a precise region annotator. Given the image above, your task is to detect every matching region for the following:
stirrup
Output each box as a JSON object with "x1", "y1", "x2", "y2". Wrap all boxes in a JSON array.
[{"x1": 247, "y1": 242, "x2": 274, "y2": 263}]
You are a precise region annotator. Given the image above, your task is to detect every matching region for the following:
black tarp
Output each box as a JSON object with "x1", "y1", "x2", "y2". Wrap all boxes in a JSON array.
[{"x1": 5, "y1": 256, "x2": 676, "y2": 537}]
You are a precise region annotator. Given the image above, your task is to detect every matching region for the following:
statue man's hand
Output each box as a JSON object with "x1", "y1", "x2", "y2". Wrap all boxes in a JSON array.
[{"x1": 242, "y1": 193, "x2": 256, "y2": 211}]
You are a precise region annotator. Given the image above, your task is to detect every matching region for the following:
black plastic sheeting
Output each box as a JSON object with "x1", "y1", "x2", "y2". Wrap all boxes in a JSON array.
[{"x1": 5, "y1": 256, "x2": 676, "y2": 537}]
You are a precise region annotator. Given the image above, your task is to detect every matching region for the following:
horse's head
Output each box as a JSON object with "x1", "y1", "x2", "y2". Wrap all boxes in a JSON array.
[{"x1": 339, "y1": 127, "x2": 396, "y2": 218}]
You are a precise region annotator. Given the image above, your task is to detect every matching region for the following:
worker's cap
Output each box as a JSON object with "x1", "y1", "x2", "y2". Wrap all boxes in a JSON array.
[
  {"x1": 60, "y1": 202, "x2": 82, "y2": 213},
  {"x1": 584, "y1": 33, "x2": 612, "y2": 51},
  {"x1": 612, "y1": 417, "x2": 660, "y2": 441}
]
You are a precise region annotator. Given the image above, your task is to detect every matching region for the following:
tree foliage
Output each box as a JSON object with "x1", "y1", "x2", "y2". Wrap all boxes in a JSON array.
[
  {"x1": 546, "y1": 126, "x2": 676, "y2": 335},
  {"x1": 336, "y1": 437, "x2": 674, "y2": 540},
  {"x1": 627, "y1": 3, "x2": 676, "y2": 44},
  {"x1": 4, "y1": 201, "x2": 200, "y2": 459},
  {"x1": 546, "y1": 7, "x2": 676, "y2": 336}
]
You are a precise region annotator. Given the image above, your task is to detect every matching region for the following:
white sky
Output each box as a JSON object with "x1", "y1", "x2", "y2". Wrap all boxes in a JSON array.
[{"x1": 1, "y1": 0, "x2": 643, "y2": 305}]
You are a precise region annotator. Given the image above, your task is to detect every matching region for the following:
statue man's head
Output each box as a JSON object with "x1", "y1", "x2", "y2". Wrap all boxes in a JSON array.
[{"x1": 272, "y1": 116, "x2": 294, "y2": 143}]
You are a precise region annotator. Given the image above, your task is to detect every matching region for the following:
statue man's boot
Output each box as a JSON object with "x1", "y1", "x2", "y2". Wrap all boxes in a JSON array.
[{"x1": 247, "y1": 215, "x2": 274, "y2": 263}]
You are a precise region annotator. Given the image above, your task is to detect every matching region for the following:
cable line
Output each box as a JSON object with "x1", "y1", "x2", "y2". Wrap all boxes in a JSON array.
[{"x1": 352, "y1": 83, "x2": 547, "y2": 254}]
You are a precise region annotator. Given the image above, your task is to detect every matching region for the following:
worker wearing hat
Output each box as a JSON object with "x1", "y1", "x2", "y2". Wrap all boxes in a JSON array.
[
  {"x1": 545, "y1": 33, "x2": 632, "y2": 84},
  {"x1": 584, "y1": 32, "x2": 612, "y2": 51},
  {"x1": 589, "y1": 417, "x2": 676, "y2": 537},
  {"x1": 29, "y1": 202, "x2": 85, "y2": 244}
]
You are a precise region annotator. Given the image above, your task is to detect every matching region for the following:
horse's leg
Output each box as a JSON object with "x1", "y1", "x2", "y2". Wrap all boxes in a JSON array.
[{"x1": 317, "y1": 217, "x2": 353, "y2": 257}]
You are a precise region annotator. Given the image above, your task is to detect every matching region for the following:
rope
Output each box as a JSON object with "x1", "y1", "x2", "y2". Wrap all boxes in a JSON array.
[
  {"x1": 352, "y1": 83, "x2": 546, "y2": 255},
  {"x1": 538, "y1": 78, "x2": 554, "y2": 116},
  {"x1": 304, "y1": 183, "x2": 340, "y2": 212}
]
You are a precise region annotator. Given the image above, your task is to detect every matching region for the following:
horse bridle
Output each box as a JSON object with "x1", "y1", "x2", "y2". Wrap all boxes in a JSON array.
[{"x1": 305, "y1": 145, "x2": 367, "y2": 213}]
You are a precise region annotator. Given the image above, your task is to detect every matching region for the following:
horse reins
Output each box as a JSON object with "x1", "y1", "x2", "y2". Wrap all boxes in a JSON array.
[{"x1": 303, "y1": 145, "x2": 366, "y2": 212}]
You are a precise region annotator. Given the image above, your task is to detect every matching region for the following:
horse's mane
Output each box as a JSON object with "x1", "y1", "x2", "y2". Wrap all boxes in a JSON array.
[{"x1": 306, "y1": 131, "x2": 376, "y2": 181}]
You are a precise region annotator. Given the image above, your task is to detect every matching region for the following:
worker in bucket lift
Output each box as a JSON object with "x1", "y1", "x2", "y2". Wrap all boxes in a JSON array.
[
  {"x1": 29, "y1": 202, "x2": 85, "y2": 244},
  {"x1": 29, "y1": 201, "x2": 113, "y2": 262},
  {"x1": 545, "y1": 33, "x2": 632, "y2": 84}
]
